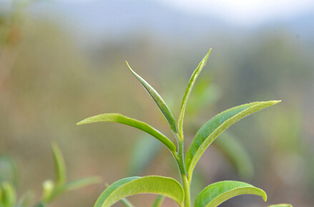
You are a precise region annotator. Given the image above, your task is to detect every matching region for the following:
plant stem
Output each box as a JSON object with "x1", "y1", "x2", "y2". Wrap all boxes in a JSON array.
[
  {"x1": 176, "y1": 136, "x2": 190, "y2": 207},
  {"x1": 182, "y1": 175, "x2": 191, "y2": 207}
]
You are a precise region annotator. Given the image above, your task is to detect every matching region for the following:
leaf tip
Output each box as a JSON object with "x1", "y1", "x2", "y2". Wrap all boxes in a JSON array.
[
  {"x1": 207, "y1": 48, "x2": 213, "y2": 54},
  {"x1": 76, "y1": 120, "x2": 84, "y2": 126},
  {"x1": 76, "y1": 117, "x2": 92, "y2": 126},
  {"x1": 202, "y1": 48, "x2": 213, "y2": 63},
  {"x1": 268, "y1": 100, "x2": 282, "y2": 106},
  {"x1": 51, "y1": 142, "x2": 62, "y2": 156},
  {"x1": 125, "y1": 60, "x2": 134, "y2": 72},
  {"x1": 262, "y1": 192, "x2": 268, "y2": 202}
]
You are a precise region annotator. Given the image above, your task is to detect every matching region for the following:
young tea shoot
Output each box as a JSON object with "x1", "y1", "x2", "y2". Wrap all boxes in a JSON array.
[{"x1": 78, "y1": 49, "x2": 292, "y2": 207}]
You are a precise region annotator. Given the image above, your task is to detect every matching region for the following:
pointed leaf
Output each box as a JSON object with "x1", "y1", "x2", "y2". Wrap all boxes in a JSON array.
[
  {"x1": 52, "y1": 144, "x2": 66, "y2": 186},
  {"x1": 194, "y1": 181, "x2": 267, "y2": 207},
  {"x1": 214, "y1": 133, "x2": 254, "y2": 178},
  {"x1": 77, "y1": 113, "x2": 176, "y2": 152},
  {"x1": 152, "y1": 195, "x2": 164, "y2": 207},
  {"x1": 268, "y1": 204, "x2": 293, "y2": 207},
  {"x1": 186, "y1": 100, "x2": 281, "y2": 178},
  {"x1": 178, "y1": 49, "x2": 212, "y2": 139},
  {"x1": 126, "y1": 61, "x2": 177, "y2": 133},
  {"x1": 94, "y1": 176, "x2": 184, "y2": 207}
]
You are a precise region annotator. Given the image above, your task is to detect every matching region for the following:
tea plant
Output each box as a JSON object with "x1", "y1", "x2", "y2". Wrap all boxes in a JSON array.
[
  {"x1": 128, "y1": 81, "x2": 254, "y2": 180},
  {"x1": 78, "y1": 50, "x2": 292, "y2": 207},
  {"x1": 0, "y1": 144, "x2": 100, "y2": 207}
]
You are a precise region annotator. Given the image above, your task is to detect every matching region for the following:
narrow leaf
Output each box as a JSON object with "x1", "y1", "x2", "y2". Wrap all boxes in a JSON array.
[
  {"x1": 152, "y1": 195, "x2": 164, "y2": 207},
  {"x1": 268, "y1": 204, "x2": 293, "y2": 207},
  {"x1": 186, "y1": 100, "x2": 281, "y2": 178},
  {"x1": 126, "y1": 61, "x2": 177, "y2": 133},
  {"x1": 178, "y1": 49, "x2": 212, "y2": 139},
  {"x1": 194, "y1": 180, "x2": 267, "y2": 207},
  {"x1": 52, "y1": 144, "x2": 66, "y2": 186},
  {"x1": 214, "y1": 133, "x2": 254, "y2": 178},
  {"x1": 77, "y1": 113, "x2": 176, "y2": 152},
  {"x1": 94, "y1": 176, "x2": 184, "y2": 207}
]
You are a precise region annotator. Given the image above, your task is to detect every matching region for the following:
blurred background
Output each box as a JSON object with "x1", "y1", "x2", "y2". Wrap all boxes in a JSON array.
[{"x1": 0, "y1": 0, "x2": 313, "y2": 206}]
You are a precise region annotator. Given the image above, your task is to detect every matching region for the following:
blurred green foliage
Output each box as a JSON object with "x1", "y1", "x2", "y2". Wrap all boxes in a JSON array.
[{"x1": 0, "y1": 144, "x2": 99, "y2": 207}]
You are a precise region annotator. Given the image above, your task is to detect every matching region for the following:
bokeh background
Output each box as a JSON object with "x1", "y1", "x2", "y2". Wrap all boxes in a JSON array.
[{"x1": 0, "y1": 0, "x2": 313, "y2": 206}]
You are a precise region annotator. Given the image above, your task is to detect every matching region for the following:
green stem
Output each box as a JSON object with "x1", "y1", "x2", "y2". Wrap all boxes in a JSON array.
[
  {"x1": 175, "y1": 136, "x2": 190, "y2": 207},
  {"x1": 183, "y1": 175, "x2": 191, "y2": 207}
]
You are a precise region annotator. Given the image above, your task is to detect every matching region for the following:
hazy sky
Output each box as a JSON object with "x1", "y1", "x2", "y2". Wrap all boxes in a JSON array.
[
  {"x1": 160, "y1": 0, "x2": 314, "y2": 24},
  {"x1": 55, "y1": 0, "x2": 314, "y2": 25}
]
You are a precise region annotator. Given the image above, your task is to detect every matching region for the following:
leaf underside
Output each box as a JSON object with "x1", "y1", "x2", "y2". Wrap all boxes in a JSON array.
[
  {"x1": 186, "y1": 100, "x2": 281, "y2": 178},
  {"x1": 126, "y1": 61, "x2": 177, "y2": 133},
  {"x1": 77, "y1": 113, "x2": 176, "y2": 152},
  {"x1": 194, "y1": 180, "x2": 267, "y2": 207},
  {"x1": 94, "y1": 176, "x2": 184, "y2": 207}
]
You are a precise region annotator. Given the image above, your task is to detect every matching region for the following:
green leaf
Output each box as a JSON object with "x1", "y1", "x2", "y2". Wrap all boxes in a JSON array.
[
  {"x1": 77, "y1": 113, "x2": 176, "y2": 152},
  {"x1": 94, "y1": 176, "x2": 184, "y2": 207},
  {"x1": 178, "y1": 49, "x2": 212, "y2": 139},
  {"x1": 186, "y1": 100, "x2": 281, "y2": 178},
  {"x1": 152, "y1": 195, "x2": 164, "y2": 207},
  {"x1": 126, "y1": 61, "x2": 177, "y2": 133},
  {"x1": 128, "y1": 135, "x2": 162, "y2": 175},
  {"x1": 214, "y1": 133, "x2": 254, "y2": 178},
  {"x1": 0, "y1": 182, "x2": 16, "y2": 207},
  {"x1": 268, "y1": 204, "x2": 293, "y2": 207},
  {"x1": 194, "y1": 180, "x2": 267, "y2": 207},
  {"x1": 52, "y1": 144, "x2": 66, "y2": 186}
]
